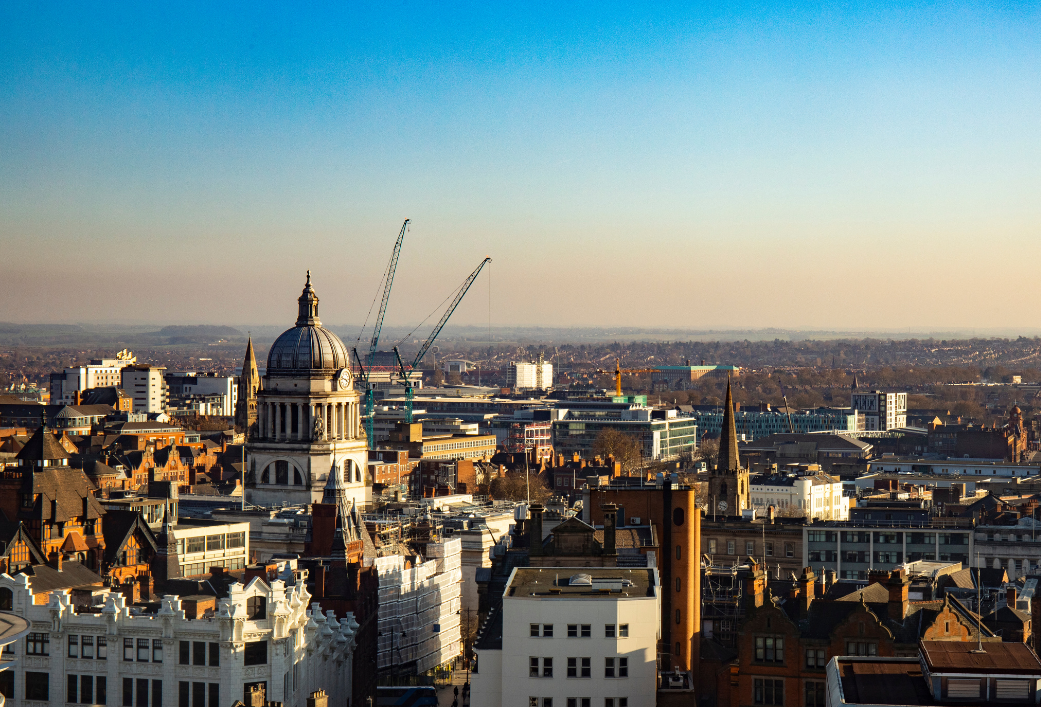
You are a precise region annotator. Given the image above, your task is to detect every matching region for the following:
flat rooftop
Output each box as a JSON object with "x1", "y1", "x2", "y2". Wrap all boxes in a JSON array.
[
  {"x1": 836, "y1": 657, "x2": 934, "y2": 706},
  {"x1": 507, "y1": 567, "x2": 655, "y2": 599},
  {"x1": 921, "y1": 640, "x2": 1041, "y2": 675}
]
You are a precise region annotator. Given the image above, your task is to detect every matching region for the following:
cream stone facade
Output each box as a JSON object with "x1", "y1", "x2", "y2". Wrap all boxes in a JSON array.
[
  {"x1": 245, "y1": 273, "x2": 370, "y2": 509},
  {"x1": 0, "y1": 569, "x2": 355, "y2": 707}
]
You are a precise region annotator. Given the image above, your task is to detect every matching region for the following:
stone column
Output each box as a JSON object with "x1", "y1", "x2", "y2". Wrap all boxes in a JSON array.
[{"x1": 275, "y1": 403, "x2": 282, "y2": 441}]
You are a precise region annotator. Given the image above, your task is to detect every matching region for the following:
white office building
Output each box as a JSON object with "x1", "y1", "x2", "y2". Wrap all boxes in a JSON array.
[
  {"x1": 0, "y1": 569, "x2": 355, "y2": 707},
  {"x1": 121, "y1": 366, "x2": 169, "y2": 414},
  {"x1": 472, "y1": 567, "x2": 660, "y2": 707},
  {"x1": 749, "y1": 471, "x2": 850, "y2": 520},
  {"x1": 165, "y1": 373, "x2": 238, "y2": 417},
  {"x1": 508, "y1": 362, "x2": 553, "y2": 391},
  {"x1": 49, "y1": 352, "x2": 138, "y2": 405},
  {"x1": 172, "y1": 519, "x2": 251, "y2": 577},
  {"x1": 851, "y1": 391, "x2": 907, "y2": 431}
]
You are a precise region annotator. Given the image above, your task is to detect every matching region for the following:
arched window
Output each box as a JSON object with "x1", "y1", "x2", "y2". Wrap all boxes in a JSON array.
[
  {"x1": 260, "y1": 466, "x2": 270, "y2": 484},
  {"x1": 0, "y1": 587, "x2": 12, "y2": 610},
  {"x1": 247, "y1": 596, "x2": 266, "y2": 620},
  {"x1": 293, "y1": 468, "x2": 303, "y2": 486},
  {"x1": 275, "y1": 460, "x2": 289, "y2": 485}
]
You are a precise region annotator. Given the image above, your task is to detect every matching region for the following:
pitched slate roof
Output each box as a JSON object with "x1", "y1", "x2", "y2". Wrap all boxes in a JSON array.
[
  {"x1": 19, "y1": 561, "x2": 104, "y2": 593},
  {"x1": 23, "y1": 468, "x2": 105, "y2": 522},
  {"x1": 16, "y1": 425, "x2": 72, "y2": 462},
  {"x1": 101, "y1": 509, "x2": 158, "y2": 566}
]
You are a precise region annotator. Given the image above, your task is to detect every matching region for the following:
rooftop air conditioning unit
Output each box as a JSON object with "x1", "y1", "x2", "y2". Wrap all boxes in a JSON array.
[{"x1": 630, "y1": 517, "x2": 641, "y2": 525}]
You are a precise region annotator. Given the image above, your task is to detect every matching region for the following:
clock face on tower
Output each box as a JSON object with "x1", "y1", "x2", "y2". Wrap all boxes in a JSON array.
[{"x1": 336, "y1": 367, "x2": 353, "y2": 390}]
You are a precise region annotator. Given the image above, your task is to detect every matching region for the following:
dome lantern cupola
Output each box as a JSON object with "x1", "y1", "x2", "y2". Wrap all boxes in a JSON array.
[{"x1": 266, "y1": 272, "x2": 350, "y2": 374}]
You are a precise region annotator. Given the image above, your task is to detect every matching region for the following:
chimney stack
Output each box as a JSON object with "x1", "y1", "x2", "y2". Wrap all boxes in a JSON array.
[
  {"x1": 744, "y1": 560, "x2": 766, "y2": 611},
  {"x1": 798, "y1": 567, "x2": 815, "y2": 618},
  {"x1": 306, "y1": 691, "x2": 328, "y2": 707},
  {"x1": 887, "y1": 568, "x2": 910, "y2": 622},
  {"x1": 602, "y1": 503, "x2": 618, "y2": 557},
  {"x1": 529, "y1": 503, "x2": 545, "y2": 556},
  {"x1": 1008, "y1": 586, "x2": 1018, "y2": 608},
  {"x1": 767, "y1": 505, "x2": 775, "y2": 524}
]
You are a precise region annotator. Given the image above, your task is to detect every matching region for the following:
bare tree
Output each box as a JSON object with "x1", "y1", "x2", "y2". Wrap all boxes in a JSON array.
[
  {"x1": 592, "y1": 428, "x2": 643, "y2": 474},
  {"x1": 489, "y1": 470, "x2": 551, "y2": 504}
]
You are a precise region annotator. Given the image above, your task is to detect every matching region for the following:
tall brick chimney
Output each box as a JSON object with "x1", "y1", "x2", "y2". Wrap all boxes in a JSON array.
[
  {"x1": 744, "y1": 560, "x2": 766, "y2": 611},
  {"x1": 798, "y1": 567, "x2": 815, "y2": 618},
  {"x1": 602, "y1": 503, "x2": 617, "y2": 557},
  {"x1": 887, "y1": 568, "x2": 909, "y2": 622}
]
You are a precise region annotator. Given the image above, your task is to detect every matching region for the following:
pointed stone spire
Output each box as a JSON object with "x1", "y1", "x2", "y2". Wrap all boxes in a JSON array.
[
  {"x1": 236, "y1": 336, "x2": 261, "y2": 434},
  {"x1": 851, "y1": 373, "x2": 859, "y2": 391},
  {"x1": 296, "y1": 271, "x2": 321, "y2": 326},
  {"x1": 323, "y1": 459, "x2": 360, "y2": 562},
  {"x1": 716, "y1": 376, "x2": 741, "y2": 474},
  {"x1": 151, "y1": 505, "x2": 181, "y2": 584}
]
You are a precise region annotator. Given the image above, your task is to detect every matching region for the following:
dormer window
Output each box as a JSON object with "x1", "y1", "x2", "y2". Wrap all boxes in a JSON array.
[{"x1": 247, "y1": 596, "x2": 266, "y2": 620}]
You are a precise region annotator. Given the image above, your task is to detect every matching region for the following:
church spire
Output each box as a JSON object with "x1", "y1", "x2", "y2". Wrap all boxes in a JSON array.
[
  {"x1": 851, "y1": 373, "x2": 859, "y2": 391},
  {"x1": 716, "y1": 376, "x2": 741, "y2": 474},
  {"x1": 296, "y1": 271, "x2": 321, "y2": 327},
  {"x1": 235, "y1": 336, "x2": 260, "y2": 435}
]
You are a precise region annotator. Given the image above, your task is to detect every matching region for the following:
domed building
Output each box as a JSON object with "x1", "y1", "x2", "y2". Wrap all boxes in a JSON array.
[{"x1": 245, "y1": 273, "x2": 370, "y2": 509}]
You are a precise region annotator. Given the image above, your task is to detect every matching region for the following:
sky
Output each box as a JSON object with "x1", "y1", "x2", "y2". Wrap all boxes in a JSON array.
[{"x1": 2, "y1": 2, "x2": 1040, "y2": 332}]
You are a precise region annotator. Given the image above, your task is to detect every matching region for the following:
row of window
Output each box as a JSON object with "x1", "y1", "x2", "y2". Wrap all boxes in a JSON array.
[
  {"x1": 530, "y1": 624, "x2": 630, "y2": 638},
  {"x1": 706, "y1": 539, "x2": 796, "y2": 558},
  {"x1": 529, "y1": 698, "x2": 628, "y2": 707},
  {"x1": 178, "y1": 532, "x2": 246, "y2": 554},
  {"x1": 529, "y1": 657, "x2": 628, "y2": 678},
  {"x1": 26, "y1": 634, "x2": 264, "y2": 667},
  {"x1": 811, "y1": 531, "x2": 968, "y2": 545},
  {"x1": 11, "y1": 673, "x2": 228, "y2": 707},
  {"x1": 751, "y1": 677, "x2": 827, "y2": 707}
]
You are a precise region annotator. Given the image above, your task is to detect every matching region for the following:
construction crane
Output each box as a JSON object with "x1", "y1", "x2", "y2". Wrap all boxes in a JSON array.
[
  {"x1": 353, "y1": 219, "x2": 409, "y2": 447},
  {"x1": 393, "y1": 257, "x2": 492, "y2": 422},
  {"x1": 594, "y1": 358, "x2": 658, "y2": 397}
]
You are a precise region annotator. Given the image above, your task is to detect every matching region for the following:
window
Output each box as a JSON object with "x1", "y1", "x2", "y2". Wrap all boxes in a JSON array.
[
  {"x1": 244, "y1": 641, "x2": 267, "y2": 666},
  {"x1": 755, "y1": 636, "x2": 785, "y2": 663},
  {"x1": 69, "y1": 674, "x2": 79, "y2": 704},
  {"x1": 153, "y1": 639, "x2": 163, "y2": 662},
  {"x1": 69, "y1": 634, "x2": 79, "y2": 657},
  {"x1": 26, "y1": 672, "x2": 49, "y2": 701},
  {"x1": 82, "y1": 636, "x2": 94, "y2": 659},
  {"x1": 566, "y1": 700, "x2": 591, "y2": 707},
  {"x1": 98, "y1": 676, "x2": 108, "y2": 705},
  {"x1": 845, "y1": 641, "x2": 878, "y2": 656},
  {"x1": 187, "y1": 537, "x2": 205, "y2": 553},
  {"x1": 544, "y1": 700, "x2": 553, "y2": 707},
  {"x1": 543, "y1": 624, "x2": 554, "y2": 637},
  {"x1": 152, "y1": 680, "x2": 162, "y2": 707},
  {"x1": 567, "y1": 657, "x2": 591, "y2": 678},
  {"x1": 746, "y1": 541, "x2": 755, "y2": 555},
  {"x1": 0, "y1": 672, "x2": 14, "y2": 700},
  {"x1": 193, "y1": 641, "x2": 206, "y2": 665},
  {"x1": 138, "y1": 638, "x2": 150, "y2": 662},
  {"x1": 676, "y1": 545, "x2": 681, "y2": 560},
  {"x1": 785, "y1": 543, "x2": 794, "y2": 558},
  {"x1": 580, "y1": 624, "x2": 590, "y2": 638},
  {"x1": 26, "y1": 632, "x2": 49, "y2": 655},
  {"x1": 805, "y1": 648, "x2": 826, "y2": 668},
  {"x1": 81, "y1": 675, "x2": 95, "y2": 705},
  {"x1": 568, "y1": 657, "x2": 578, "y2": 678},
  {"x1": 227, "y1": 532, "x2": 245, "y2": 548},
  {"x1": 605, "y1": 700, "x2": 627, "y2": 707},
  {"x1": 124, "y1": 678, "x2": 134, "y2": 707},
  {"x1": 765, "y1": 542, "x2": 773, "y2": 556},
  {"x1": 209, "y1": 642, "x2": 220, "y2": 666},
  {"x1": 727, "y1": 540, "x2": 735, "y2": 555},
  {"x1": 124, "y1": 638, "x2": 134, "y2": 661},
  {"x1": 206, "y1": 535, "x2": 224, "y2": 551},
  {"x1": 247, "y1": 596, "x2": 266, "y2": 620},
  {"x1": 568, "y1": 624, "x2": 578, "y2": 638},
  {"x1": 618, "y1": 657, "x2": 628, "y2": 677},
  {"x1": 137, "y1": 678, "x2": 148, "y2": 707},
  {"x1": 605, "y1": 657, "x2": 615, "y2": 678},
  {"x1": 543, "y1": 657, "x2": 553, "y2": 677},
  {"x1": 98, "y1": 636, "x2": 107, "y2": 659},
  {"x1": 805, "y1": 681, "x2": 825, "y2": 707},
  {"x1": 619, "y1": 624, "x2": 628, "y2": 637},
  {"x1": 606, "y1": 624, "x2": 615, "y2": 638},
  {"x1": 675, "y1": 578, "x2": 681, "y2": 592},
  {"x1": 676, "y1": 609, "x2": 681, "y2": 625},
  {"x1": 532, "y1": 624, "x2": 541, "y2": 637},
  {"x1": 708, "y1": 539, "x2": 717, "y2": 553},
  {"x1": 754, "y1": 678, "x2": 784, "y2": 705},
  {"x1": 530, "y1": 657, "x2": 540, "y2": 677},
  {"x1": 208, "y1": 684, "x2": 219, "y2": 707},
  {"x1": 193, "y1": 682, "x2": 205, "y2": 707},
  {"x1": 179, "y1": 640, "x2": 190, "y2": 664},
  {"x1": 180, "y1": 683, "x2": 190, "y2": 707},
  {"x1": 0, "y1": 587, "x2": 11, "y2": 610}
]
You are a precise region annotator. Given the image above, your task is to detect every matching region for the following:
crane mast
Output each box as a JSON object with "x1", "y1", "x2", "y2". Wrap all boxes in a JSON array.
[
  {"x1": 395, "y1": 257, "x2": 492, "y2": 422},
  {"x1": 354, "y1": 219, "x2": 409, "y2": 449}
]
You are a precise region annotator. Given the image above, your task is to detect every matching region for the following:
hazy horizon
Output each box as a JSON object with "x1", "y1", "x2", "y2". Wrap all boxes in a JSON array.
[{"x1": 3, "y1": 3, "x2": 1040, "y2": 330}]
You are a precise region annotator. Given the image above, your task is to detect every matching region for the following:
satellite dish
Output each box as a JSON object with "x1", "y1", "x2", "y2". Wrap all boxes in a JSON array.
[{"x1": 718, "y1": 500, "x2": 729, "y2": 512}]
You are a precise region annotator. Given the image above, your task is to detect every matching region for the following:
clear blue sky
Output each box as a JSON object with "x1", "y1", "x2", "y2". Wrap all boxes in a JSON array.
[{"x1": 2, "y1": 2, "x2": 1039, "y2": 330}]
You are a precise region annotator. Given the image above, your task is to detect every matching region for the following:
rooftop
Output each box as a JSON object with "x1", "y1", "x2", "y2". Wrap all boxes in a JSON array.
[
  {"x1": 507, "y1": 567, "x2": 656, "y2": 599},
  {"x1": 921, "y1": 640, "x2": 1041, "y2": 675}
]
